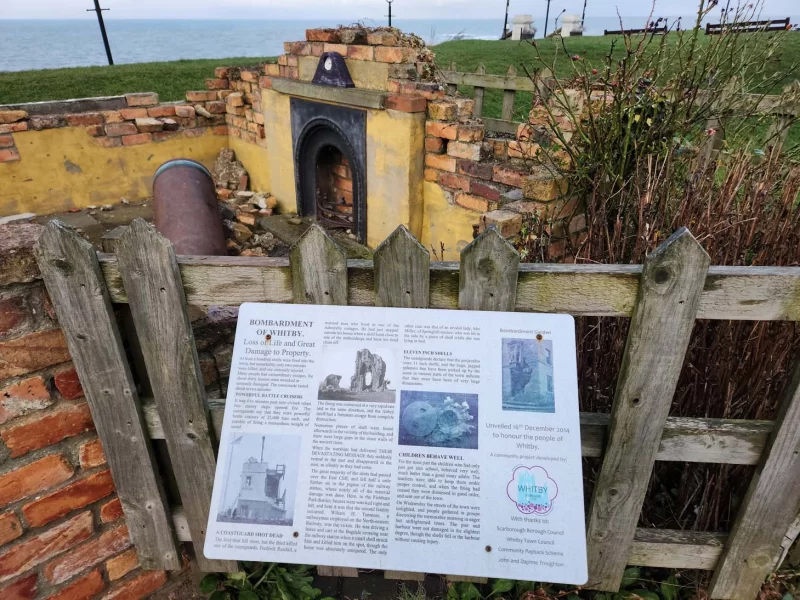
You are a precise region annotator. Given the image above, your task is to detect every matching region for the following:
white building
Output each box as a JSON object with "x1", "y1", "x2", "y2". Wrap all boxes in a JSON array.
[{"x1": 235, "y1": 458, "x2": 287, "y2": 521}]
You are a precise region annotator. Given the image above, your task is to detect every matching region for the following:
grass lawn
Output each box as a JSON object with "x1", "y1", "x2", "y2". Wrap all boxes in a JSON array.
[{"x1": 0, "y1": 57, "x2": 273, "y2": 105}]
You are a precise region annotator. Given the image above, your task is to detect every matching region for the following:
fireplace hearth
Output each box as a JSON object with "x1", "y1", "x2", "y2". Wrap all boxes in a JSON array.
[{"x1": 291, "y1": 98, "x2": 366, "y2": 242}]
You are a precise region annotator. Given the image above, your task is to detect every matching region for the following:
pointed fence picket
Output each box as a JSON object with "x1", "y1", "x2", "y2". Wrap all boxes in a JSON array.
[{"x1": 35, "y1": 220, "x2": 800, "y2": 599}]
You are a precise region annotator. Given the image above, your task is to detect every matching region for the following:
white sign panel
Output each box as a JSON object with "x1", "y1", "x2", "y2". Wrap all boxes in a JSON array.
[{"x1": 205, "y1": 303, "x2": 587, "y2": 584}]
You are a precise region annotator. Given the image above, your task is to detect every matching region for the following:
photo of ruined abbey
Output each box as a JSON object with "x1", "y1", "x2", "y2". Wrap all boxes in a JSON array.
[{"x1": 318, "y1": 346, "x2": 397, "y2": 403}]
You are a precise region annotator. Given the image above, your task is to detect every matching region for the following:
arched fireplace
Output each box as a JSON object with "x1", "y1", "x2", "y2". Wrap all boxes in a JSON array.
[{"x1": 291, "y1": 98, "x2": 367, "y2": 242}]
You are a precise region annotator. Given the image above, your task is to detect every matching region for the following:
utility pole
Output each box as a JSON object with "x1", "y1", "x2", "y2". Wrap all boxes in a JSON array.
[
  {"x1": 501, "y1": 0, "x2": 510, "y2": 39},
  {"x1": 87, "y1": 0, "x2": 114, "y2": 66},
  {"x1": 543, "y1": 0, "x2": 552, "y2": 37},
  {"x1": 386, "y1": 0, "x2": 393, "y2": 27},
  {"x1": 581, "y1": 0, "x2": 588, "y2": 28}
]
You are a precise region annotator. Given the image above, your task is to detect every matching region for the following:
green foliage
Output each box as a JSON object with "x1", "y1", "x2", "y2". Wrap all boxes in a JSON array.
[{"x1": 198, "y1": 563, "x2": 331, "y2": 600}]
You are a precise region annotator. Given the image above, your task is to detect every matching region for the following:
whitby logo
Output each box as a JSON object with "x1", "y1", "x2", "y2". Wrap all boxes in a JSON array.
[{"x1": 506, "y1": 466, "x2": 558, "y2": 515}]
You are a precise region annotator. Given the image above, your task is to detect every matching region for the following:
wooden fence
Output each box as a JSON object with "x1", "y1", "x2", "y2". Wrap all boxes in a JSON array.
[
  {"x1": 439, "y1": 66, "x2": 799, "y2": 156},
  {"x1": 706, "y1": 18, "x2": 792, "y2": 35},
  {"x1": 35, "y1": 219, "x2": 800, "y2": 599}
]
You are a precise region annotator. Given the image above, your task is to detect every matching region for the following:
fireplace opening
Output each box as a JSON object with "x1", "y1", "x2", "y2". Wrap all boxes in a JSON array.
[
  {"x1": 315, "y1": 145, "x2": 353, "y2": 232},
  {"x1": 291, "y1": 99, "x2": 367, "y2": 242}
]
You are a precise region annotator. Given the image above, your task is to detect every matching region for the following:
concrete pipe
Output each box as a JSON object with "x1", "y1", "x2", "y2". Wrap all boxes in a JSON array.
[{"x1": 152, "y1": 159, "x2": 227, "y2": 255}]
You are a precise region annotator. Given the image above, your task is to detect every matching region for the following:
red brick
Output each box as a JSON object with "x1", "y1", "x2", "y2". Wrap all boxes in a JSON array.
[
  {"x1": 424, "y1": 168, "x2": 439, "y2": 182},
  {"x1": 306, "y1": 28, "x2": 340, "y2": 43},
  {"x1": 470, "y1": 180, "x2": 504, "y2": 202},
  {"x1": 214, "y1": 66, "x2": 231, "y2": 78},
  {"x1": 425, "y1": 154, "x2": 456, "y2": 172},
  {"x1": 45, "y1": 569, "x2": 103, "y2": 600},
  {"x1": 85, "y1": 125, "x2": 104, "y2": 137},
  {"x1": 438, "y1": 172, "x2": 471, "y2": 192},
  {"x1": 457, "y1": 124, "x2": 484, "y2": 142},
  {"x1": 64, "y1": 113, "x2": 103, "y2": 127},
  {"x1": 121, "y1": 133, "x2": 152, "y2": 146},
  {"x1": 118, "y1": 108, "x2": 148, "y2": 120},
  {"x1": 374, "y1": 46, "x2": 410, "y2": 63},
  {"x1": 106, "y1": 548, "x2": 139, "y2": 581},
  {"x1": 23, "y1": 470, "x2": 114, "y2": 528},
  {"x1": 0, "y1": 328, "x2": 69, "y2": 379},
  {"x1": 0, "y1": 511, "x2": 23, "y2": 546},
  {"x1": 347, "y1": 45, "x2": 374, "y2": 61},
  {"x1": 94, "y1": 136, "x2": 121, "y2": 148},
  {"x1": 447, "y1": 141, "x2": 490, "y2": 161},
  {"x1": 507, "y1": 140, "x2": 541, "y2": 159},
  {"x1": 0, "y1": 222, "x2": 43, "y2": 287},
  {"x1": 322, "y1": 42, "x2": 347, "y2": 56},
  {"x1": 1, "y1": 402, "x2": 94, "y2": 458},
  {"x1": 205, "y1": 78, "x2": 229, "y2": 90},
  {"x1": 45, "y1": 524, "x2": 130, "y2": 585},
  {"x1": 366, "y1": 31, "x2": 399, "y2": 46},
  {"x1": 124, "y1": 93, "x2": 158, "y2": 107},
  {"x1": 182, "y1": 128, "x2": 206, "y2": 138},
  {"x1": 0, "y1": 123, "x2": 27, "y2": 135},
  {"x1": 0, "y1": 455, "x2": 73, "y2": 506},
  {"x1": 427, "y1": 101, "x2": 456, "y2": 120},
  {"x1": 285, "y1": 41, "x2": 310, "y2": 55},
  {"x1": 0, "y1": 375, "x2": 52, "y2": 425},
  {"x1": 0, "y1": 287, "x2": 35, "y2": 337},
  {"x1": 146, "y1": 106, "x2": 175, "y2": 118},
  {"x1": 101, "y1": 570, "x2": 167, "y2": 600},
  {"x1": 151, "y1": 131, "x2": 177, "y2": 143},
  {"x1": 385, "y1": 95, "x2": 427, "y2": 113},
  {"x1": 493, "y1": 165, "x2": 528, "y2": 188},
  {"x1": 104, "y1": 122, "x2": 137, "y2": 137},
  {"x1": 0, "y1": 574, "x2": 37, "y2": 599},
  {"x1": 185, "y1": 91, "x2": 216, "y2": 102},
  {"x1": 79, "y1": 439, "x2": 106, "y2": 469},
  {"x1": 458, "y1": 160, "x2": 494, "y2": 180},
  {"x1": 0, "y1": 134, "x2": 14, "y2": 148},
  {"x1": 54, "y1": 368, "x2": 83, "y2": 400},
  {"x1": 99, "y1": 498, "x2": 123, "y2": 523},
  {"x1": 213, "y1": 125, "x2": 228, "y2": 136},
  {"x1": 0, "y1": 148, "x2": 21, "y2": 162},
  {"x1": 206, "y1": 101, "x2": 226, "y2": 114},
  {"x1": 174, "y1": 105, "x2": 195, "y2": 118},
  {"x1": 425, "y1": 137, "x2": 444, "y2": 154},
  {"x1": 0, "y1": 512, "x2": 93, "y2": 583},
  {"x1": 425, "y1": 121, "x2": 457, "y2": 140},
  {"x1": 100, "y1": 111, "x2": 123, "y2": 124},
  {"x1": 0, "y1": 110, "x2": 27, "y2": 124},
  {"x1": 455, "y1": 192, "x2": 490, "y2": 213}
]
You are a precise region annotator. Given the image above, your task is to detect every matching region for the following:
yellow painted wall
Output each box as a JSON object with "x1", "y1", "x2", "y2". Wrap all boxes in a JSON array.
[
  {"x1": 296, "y1": 56, "x2": 390, "y2": 92},
  {"x1": 422, "y1": 181, "x2": 480, "y2": 260},
  {"x1": 0, "y1": 127, "x2": 226, "y2": 217},
  {"x1": 228, "y1": 137, "x2": 270, "y2": 194},
  {"x1": 366, "y1": 108, "x2": 425, "y2": 248},
  {"x1": 261, "y1": 89, "x2": 297, "y2": 214}
]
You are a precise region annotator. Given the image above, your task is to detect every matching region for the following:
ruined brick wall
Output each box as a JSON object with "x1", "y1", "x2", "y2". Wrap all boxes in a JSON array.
[{"x1": 0, "y1": 223, "x2": 182, "y2": 599}]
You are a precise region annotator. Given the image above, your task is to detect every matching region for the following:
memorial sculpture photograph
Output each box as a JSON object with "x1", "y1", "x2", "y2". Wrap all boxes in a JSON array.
[
  {"x1": 502, "y1": 338, "x2": 556, "y2": 413},
  {"x1": 318, "y1": 346, "x2": 397, "y2": 403},
  {"x1": 398, "y1": 391, "x2": 479, "y2": 449},
  {"x1": 216, "y1": 434, "x2": 300, "y2": 526}
]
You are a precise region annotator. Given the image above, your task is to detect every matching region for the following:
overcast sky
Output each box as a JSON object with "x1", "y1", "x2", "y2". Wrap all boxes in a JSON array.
[{"x1": 3, "y1": 0, "x2": 797, "y2": 20}]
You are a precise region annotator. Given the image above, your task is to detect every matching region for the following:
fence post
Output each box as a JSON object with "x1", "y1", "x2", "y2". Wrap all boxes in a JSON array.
[
  {"x1": 447, "y1": 61, "x2": 458, "y2": 95},
  {"x1": 289, "y1": 223, "x2": 356, "y2": 577},
  {"x1": 459, "y1": 227, "x2": 519, "y2": 311},
  {"x1": 502, "y1": 65, "x2": 518, "y2": 121},
  {"x1": 585, "y1": 228, "x2": 710, "y2": 590},
  {"x1": 708, "y1": 360, "x2": 800, "y2": 599},
  {"x1": 115, "y1": 219, "x2": 237, "y2": 573},
  {"x1": 374, "y1": 224, "x2": 431, "y2": 308},
  {"x1": 373, "y1": 226, "x2": 432, "y2": 582},
  {"x1": 473, "y1": 63, "x2": 487, "y2": 117},
  {"x1": 34, "y1": 221, "x2": 181, "y2": 570},
  {"x1": 290, "y1": 223, "x2": 348, "y2": 305}
]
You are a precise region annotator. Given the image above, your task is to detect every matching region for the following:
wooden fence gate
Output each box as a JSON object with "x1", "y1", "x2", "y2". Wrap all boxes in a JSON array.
[{"x1": 34, "y1": 219, "x2": 800, "y2": 600}]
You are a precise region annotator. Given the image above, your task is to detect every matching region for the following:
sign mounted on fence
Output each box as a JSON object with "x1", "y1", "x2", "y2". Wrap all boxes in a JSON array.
[{"x1": 205, "y1": 303, "x2": 587, "y2": 583}]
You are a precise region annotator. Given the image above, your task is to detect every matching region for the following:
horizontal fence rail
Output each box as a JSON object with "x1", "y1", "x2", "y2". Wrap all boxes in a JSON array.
[{"x1": 37, "y1": 219, "x2": 800, "y2": 600}]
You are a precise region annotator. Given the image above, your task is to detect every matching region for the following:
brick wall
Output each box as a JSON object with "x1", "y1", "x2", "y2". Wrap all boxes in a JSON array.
[{"x1": 0, "y1": 223, "x2": 182, "y2": 600}]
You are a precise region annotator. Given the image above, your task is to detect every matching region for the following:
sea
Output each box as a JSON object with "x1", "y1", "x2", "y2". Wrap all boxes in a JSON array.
[{"x1": 1, "y1": 16, "x2": 797, "y2": 73}]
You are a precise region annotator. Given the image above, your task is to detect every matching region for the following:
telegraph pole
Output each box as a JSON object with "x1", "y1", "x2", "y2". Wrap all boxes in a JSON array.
[
  {"x1": 386, "y1": 0, "x2": 393, "y2": 27},
  {"x1": 543, "y1": 0, "x2": 552, "y2": 37},
  {"x1": 581, "y1": 0, "x2": 588, "y2": 28},
  {"x1": 501, "y1": 0, "x2": 510, "y2": 39},
  {"x1": 87, "y1": 0, "x2": 114, "y2": 65}
]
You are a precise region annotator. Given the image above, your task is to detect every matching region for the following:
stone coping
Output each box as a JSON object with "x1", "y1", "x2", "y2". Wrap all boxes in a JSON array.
[
  {"x1": 270, "y1": 78, "x2": 387, "y2": 110},
  {"x1": 0, "y1": 95, "x2": 129, "y2": 116}
]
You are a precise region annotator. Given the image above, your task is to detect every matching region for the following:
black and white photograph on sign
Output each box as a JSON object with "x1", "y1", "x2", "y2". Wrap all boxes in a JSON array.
[
  {"x1": 317, "y1": 345, "x2": 397, "y2": 403},
  {"x1": 398, "y1": 390, "x2": 478, "y2": 449},
  {"x1": 217, "y1": 434, "x2": 300, "y2": 526},
  {"x1": 502, "y1": 338, "x2": 555, "y2": 413}
]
